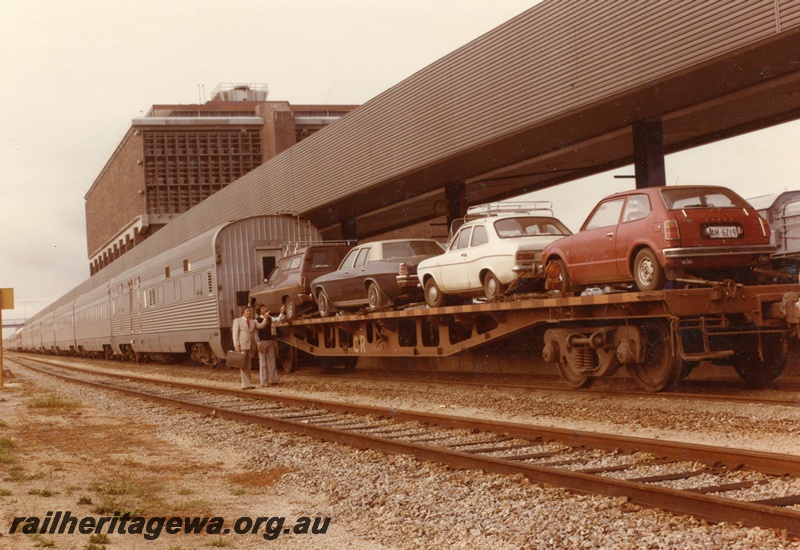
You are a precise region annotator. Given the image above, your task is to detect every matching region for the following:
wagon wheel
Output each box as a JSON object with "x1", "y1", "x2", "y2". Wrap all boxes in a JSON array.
[
  {"x1": 278, "y1": 343, "x2": 297, "y2": 373},
  {"x1": 629, "y1": 321, "x2": 682, "y2": 392},
  {"x1": 320, "y1": 356, "x2": 358, "y2": 371},
  {"x1": 727, "y1": 333, "x2": 786, "y2": 386},
  {"x1": 555, "y1": 358, "x2": 595, "y2": 389}
]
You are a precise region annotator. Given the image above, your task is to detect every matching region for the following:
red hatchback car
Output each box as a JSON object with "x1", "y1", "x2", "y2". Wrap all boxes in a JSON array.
[{"x1": 543, "y1": 186, "x2": 775, "y2": 292}]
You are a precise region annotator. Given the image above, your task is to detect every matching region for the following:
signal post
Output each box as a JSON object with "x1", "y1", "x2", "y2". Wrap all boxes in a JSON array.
[{"x1": 0, "y1": 288, "x2": 14, "y2": 389}]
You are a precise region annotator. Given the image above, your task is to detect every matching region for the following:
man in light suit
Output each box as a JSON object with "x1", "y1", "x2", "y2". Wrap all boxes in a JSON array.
[{"x1": 231, "y1": 306, "x2": 264, "y2": 389}]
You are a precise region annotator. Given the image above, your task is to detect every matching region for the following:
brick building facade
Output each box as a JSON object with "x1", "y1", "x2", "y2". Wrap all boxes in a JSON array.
[{"x1": 85, "y1": 84, "x2": 357, "y2": 275}]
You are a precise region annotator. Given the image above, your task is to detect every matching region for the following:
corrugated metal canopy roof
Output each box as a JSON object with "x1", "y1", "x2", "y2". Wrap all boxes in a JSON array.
[{"x1": 100, "y1": 0, "x2": 800, "y2": 254}]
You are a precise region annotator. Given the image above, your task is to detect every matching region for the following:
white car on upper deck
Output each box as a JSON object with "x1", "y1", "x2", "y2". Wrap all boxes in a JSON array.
[{"x1": 417, "y1": 202, "x2": 572, "y2": 307}]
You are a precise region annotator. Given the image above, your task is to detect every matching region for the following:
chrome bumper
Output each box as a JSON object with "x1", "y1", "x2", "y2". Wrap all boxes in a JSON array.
[
  {"x1": 662, "y1": 244, "x2": 777, "y2": 259},
  {"x1": 396, "y1": 274, "x2": 421, "y2": 288},
  {"x1": 512, "y1": 262, "x2": 544, "y2": 274}
]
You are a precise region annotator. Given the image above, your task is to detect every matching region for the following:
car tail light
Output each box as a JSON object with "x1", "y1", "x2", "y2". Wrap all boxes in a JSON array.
[
  {"x1": 515, "y1": 251, "x2": 540, "y2": 261},
  {"x1": 300, "y1": 276, "x2": 307, "y2": 292},
  {"x1": 758, "y1": 216, "x2": 770, "y2": 237},
  {"x1": 664, "y1": 220, "x2": 680, "y2": 241},
  {"x1": 398, "y1": 263, "x2": 409, "y2": 276}
]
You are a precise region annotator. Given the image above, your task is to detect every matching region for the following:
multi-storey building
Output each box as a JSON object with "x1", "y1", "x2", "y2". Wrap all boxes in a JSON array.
[{"x1": 84, "y1": 83, "x2": 357, "y2": 275}]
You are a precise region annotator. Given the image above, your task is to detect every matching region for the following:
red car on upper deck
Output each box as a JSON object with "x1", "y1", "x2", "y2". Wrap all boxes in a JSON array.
[{"x1": 542, "y1": 185, "x2": 775, "y2": 293}]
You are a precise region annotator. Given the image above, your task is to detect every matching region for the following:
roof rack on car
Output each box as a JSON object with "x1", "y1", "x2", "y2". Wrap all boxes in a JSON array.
[
  {"x1": 282, "y1": 240, "x2": 355, "y2": 254},
  {"x1": 465, "y1": 201, "x2": 554, "y2": 219}
]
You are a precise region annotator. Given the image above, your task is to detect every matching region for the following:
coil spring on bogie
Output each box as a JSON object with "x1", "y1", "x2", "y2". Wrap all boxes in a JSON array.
[{"x1": 575, "y1": 347, "x2": 598, "y2": 371}]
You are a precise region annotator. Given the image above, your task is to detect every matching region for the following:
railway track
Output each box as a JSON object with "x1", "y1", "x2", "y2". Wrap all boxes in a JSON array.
[
  {"x1": 9, "y1": 355, "x2": 800, "y2": 537},
  {"x1": 293, "y1": 367, "x2": 800, "y2": 408}
]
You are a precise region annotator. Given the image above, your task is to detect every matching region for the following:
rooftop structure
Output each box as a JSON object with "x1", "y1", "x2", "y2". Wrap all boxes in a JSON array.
[{"x1": 84, "y1": 83, "x2": 357, "y2": 275}]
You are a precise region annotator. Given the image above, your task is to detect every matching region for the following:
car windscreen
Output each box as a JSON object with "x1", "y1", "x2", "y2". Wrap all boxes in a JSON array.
[
  {"x1": 494, "y1": 217, "x2": 572, "y2": 238},
  {"x1": 660, "y1": 188, "x2": 750, "y2": 210},
  {"x1": 382, "y1": 241, "x2": 444, "y2": 259}
]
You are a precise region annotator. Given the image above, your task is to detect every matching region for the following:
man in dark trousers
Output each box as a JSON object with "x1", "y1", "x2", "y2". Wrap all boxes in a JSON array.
[{"x1": 255, "y1": 303, "x2": 286, "y2": 387}]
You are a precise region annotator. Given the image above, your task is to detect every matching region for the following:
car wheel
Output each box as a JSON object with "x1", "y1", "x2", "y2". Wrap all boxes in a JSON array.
[
  {"x1": 633, "y1": 248, "x2": 665, "y2": 291},
  {"x1": 284, "y1": 297, "x2": 296, "y2": 320},
  {"x1": 316, "y1": 289, "x2": 333, "y2": 317},
  {"x1": 367, "y1": 282, "x2": 384, "y2": 310},
  {"x1": 483, "y1": 272, "x2": 506, "y2": 301},
  {"x1": 424, "y1": 277, "x2": 446, "y2": 308},
  {"x1": 547, "y1": 259, "x2": 573, "y2": 295}
]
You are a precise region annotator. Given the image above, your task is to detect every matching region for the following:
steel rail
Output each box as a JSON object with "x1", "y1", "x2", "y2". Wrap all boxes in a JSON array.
[
  {"x1": 290, "y1": 367, "x2": 800, "y2": 408},
  {"x1": 12, "y1": 357, "x2": 800, "y2": 536},
  {"x1": 14, "y1": 355, "x2": 800, "y2": 477}
]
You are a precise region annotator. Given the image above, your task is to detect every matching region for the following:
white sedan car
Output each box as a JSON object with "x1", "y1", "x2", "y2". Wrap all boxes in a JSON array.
[{"x1": 417, "y1": 212, "x2": 571, "y2": 306}]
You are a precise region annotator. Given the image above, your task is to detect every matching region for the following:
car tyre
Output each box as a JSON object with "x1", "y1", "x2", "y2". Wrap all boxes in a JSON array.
[
  {"x1": 367, "y1": 282, "x2": 384, "y2": 310},
  {"x1": 552, "y1": 259, "x2": 573, "y2": 296},
  {"x1": 483, "y1": 272, "x2": 506, "y2": 301},
  {"x1": 424, "y1": 277, "x2": 446, "y2": 308},
  {"x1": 633, "y1": 248, "x2": 665, "y2": 291},
  {"x1": 284, "y1": 297, "x2": 296, "y2": 320},
  {"x1": 316, "y1": 289, "x2": 334, "y2": 317}
]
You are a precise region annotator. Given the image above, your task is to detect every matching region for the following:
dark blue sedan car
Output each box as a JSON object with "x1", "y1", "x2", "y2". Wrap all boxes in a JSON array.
[{"x1": 310, "y1": 239, "x2": 444, "y2": 316}]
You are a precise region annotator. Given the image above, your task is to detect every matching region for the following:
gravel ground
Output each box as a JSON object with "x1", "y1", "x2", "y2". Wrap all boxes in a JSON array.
[{"x1": 1, "y1": 356, "x2": 799, "y2": 549}]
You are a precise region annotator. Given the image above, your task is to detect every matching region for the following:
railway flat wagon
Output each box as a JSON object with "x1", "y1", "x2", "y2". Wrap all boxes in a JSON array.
[{"x1": 274, "y1": 281, "x2": 800, "y2": 392}]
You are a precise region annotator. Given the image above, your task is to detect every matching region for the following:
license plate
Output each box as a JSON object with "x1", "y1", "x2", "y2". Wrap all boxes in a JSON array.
[{"x1": 707, "y1": 225, "x2": 739, "y2": 238}]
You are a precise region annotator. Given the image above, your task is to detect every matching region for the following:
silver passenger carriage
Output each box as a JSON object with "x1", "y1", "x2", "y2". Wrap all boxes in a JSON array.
[
  {"x1": 9, "y1": 216, "x2": 320, "y2": 365},
  {"x1": 749, "y1": 191, "x2": 800, "y2": 268}
]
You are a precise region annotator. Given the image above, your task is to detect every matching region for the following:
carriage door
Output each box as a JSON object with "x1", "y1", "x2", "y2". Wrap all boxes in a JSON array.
[
  {"x1": 129, "y1": 278, "x2": 141, "y2": 333},
  {"x1": 255, "y1": 248, "x2": 282, "y2": 283}
]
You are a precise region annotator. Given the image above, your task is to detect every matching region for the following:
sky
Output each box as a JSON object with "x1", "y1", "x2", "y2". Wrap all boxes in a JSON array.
[{"x1": 2, "y1": 0, "x2": 800, "y2": 338}]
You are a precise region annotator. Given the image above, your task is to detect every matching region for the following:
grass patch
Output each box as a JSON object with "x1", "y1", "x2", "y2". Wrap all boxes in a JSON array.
[
  {"x1": 174, "y1": 499, "x2": 209, "y2": 512},
  {"x1": 0, "y1": 437, "x2": 14, "y2": 464},
  {"x1": 88, "y1": 533, "x2": 110, "y2": 544},
  {"x1": 0, "y1": 488, "x2": 12, "y2": 496},
  {"x1": 28, "y1": 488, "x2": 59, "y2": 497},
  {"x1": 208, "y1": 537, "x2": 233, "y2": 547},
  {"x1": 28, "y1": 534, "x2": 55, "y2": 547},
  {"x1": 89, "y1": 477, "x2": 166, "y2": 516},
  {"x1": 0, "y1": 419, "x2": 7, "y2": 428},
  {"x1": 26, "y1": 393, "x2": 82, "y2": 409}
]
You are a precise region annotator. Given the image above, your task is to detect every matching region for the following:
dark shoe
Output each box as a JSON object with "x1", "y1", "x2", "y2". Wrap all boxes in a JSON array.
[{"x1": 242, "y1": 386, "x2": 255, "y2": 390}]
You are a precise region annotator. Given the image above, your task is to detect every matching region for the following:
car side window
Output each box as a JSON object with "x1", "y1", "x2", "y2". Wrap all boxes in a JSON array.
[
  {"x1": 471, "y1": 225, "x2": 489, "y2": 246},
  {"x1": 622, "y1": 194, "x2": 651, "y2": 223},
  {"x1": 453, "y1": 227, "x2": 473, "y2": 250},
  {"x1": 268, "y1": 259, "x2": 289, "y2": 283},
  {"x1": 339, "y1": 249, "x2": 359, "y2": 269},
  {"x1": 355, "y1": 247, "x2": 371, "y2": 267},
  {"x1": 310, "y1": 251, "x2": 331, "y2": 268},
  {"x1": 289, "y1": 256, "x2": 302, "y2": 269},
  {"x1": 584, "y1": 198, "x2": 625, "y2": 230}
]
